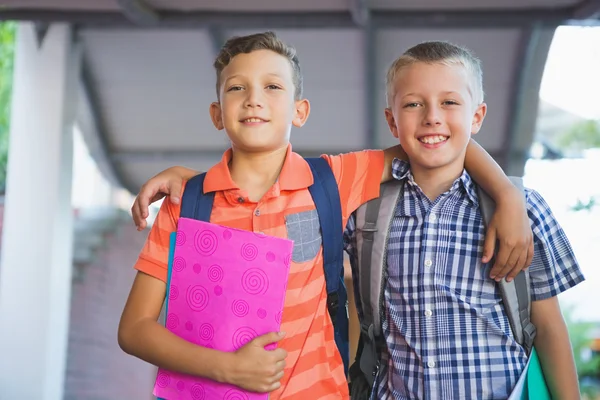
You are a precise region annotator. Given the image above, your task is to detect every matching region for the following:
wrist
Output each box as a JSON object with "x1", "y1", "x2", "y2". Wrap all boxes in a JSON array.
[
  {"x1": 212, "y1": 351, "x2": 237, "y2": 384},
  {"x1": 495, "y1": 184, "x2": 524, "y2": 207}
]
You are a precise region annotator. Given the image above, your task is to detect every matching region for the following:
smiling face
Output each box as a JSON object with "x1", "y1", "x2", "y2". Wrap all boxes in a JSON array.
[
  {"x1": 385, "y1": 61, "x2": 486, "y2": 178},
  {"x1": 209, "y1": 49, "x2": 309, "y2": 153}
]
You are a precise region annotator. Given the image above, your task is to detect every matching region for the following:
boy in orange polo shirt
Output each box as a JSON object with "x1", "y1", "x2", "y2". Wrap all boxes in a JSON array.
[{"x1": 118, "y1": 32, "x2": 533, "y2": 400}]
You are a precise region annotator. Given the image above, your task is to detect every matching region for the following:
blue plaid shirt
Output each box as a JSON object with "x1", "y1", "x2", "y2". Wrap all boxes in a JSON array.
[{"x1": 345, "y1": 159, "x2": 584, "y2": 400}]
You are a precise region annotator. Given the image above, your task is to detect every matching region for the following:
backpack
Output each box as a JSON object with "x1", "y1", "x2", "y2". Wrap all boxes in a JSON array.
[
  {"x1": 348, "y1": 177, "x2": 537, "y2": 399},
  {"x1": 179, "y1": 157, "x2": 351, "y2": 375}
]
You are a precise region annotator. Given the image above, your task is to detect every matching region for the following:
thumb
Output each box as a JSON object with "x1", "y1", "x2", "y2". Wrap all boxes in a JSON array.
[
  {"x1": 170, "y1": 181, "x2": 183, "y2": 205},
  {"x1": 251, "y1": 331, "x2": 286, "y2": 348},
  {"x1": 482, "y1": 226, "x2": 497, "y2": 263}
]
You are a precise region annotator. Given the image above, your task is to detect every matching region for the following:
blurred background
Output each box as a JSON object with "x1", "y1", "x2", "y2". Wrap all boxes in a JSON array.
[{"x1": 0, "y1": 1, "x2": 598, "y2": 399}]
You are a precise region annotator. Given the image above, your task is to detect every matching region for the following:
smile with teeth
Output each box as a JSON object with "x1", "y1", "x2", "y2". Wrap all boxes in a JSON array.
[
  {"x1": 419, "y1": 135, "x2": 448, "y2": 144},
  {"x1": 242, "y1": 118, "x2": 266, "y2": 123}
]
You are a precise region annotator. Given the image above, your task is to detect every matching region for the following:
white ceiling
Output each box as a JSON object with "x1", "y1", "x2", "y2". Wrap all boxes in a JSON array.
[{"x1": 1, "y1": 0, "x2": 594, "y2": 191}]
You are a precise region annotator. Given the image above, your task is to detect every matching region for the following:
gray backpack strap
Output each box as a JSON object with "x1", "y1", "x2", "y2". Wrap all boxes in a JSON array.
[
  {"x1": 476, "y1": 177, "x2": 536, "y2": 355},
  {"x1": 354, "y1": 180, "x2": 403, "y2": 385}
]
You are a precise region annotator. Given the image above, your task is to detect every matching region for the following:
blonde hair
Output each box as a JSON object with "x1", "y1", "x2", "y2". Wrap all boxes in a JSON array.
[
  {"x1": 213, "y1": 31, "x2": 303, "y2": 101},
  {"x1": 386, "y1": 41, "x2": 484, "y2": 107}
]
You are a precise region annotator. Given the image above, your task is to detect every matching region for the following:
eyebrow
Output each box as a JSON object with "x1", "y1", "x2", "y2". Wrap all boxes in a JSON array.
[
  {"x1": 224, "y1": 72, "x2": 285, "y2": 84},
  {"x1": 401, "y1": 91, "x2": 464, "y2": 98}
]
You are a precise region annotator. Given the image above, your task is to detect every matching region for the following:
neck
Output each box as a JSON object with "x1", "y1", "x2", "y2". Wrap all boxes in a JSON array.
[
  {"x1": 410, "y1": 162, "x2": 464, "y2": 201},
  {"x1": 229, "y1": 144, "x2": 288, "y2": 201}
]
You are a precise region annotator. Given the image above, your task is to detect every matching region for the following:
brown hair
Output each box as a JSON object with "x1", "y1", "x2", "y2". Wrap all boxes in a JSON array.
[
  {"x1": 213, "y1": 31, "x2": 303, "y2": 100},
  {"x1": 386, "y1": 41, "x2": 484, "y2": 107}
]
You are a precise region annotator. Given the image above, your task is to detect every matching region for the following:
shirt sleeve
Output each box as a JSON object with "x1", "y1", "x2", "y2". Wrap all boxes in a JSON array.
[
  {"x1": 526, "y1": 188, "x2": 585, "y2": 301},
  {"x1": 321, "y1": 150, "x2": 385, "y2": 221},
  {"x1": 133, "y1": 185, "x2": 184, "y2": 282}
]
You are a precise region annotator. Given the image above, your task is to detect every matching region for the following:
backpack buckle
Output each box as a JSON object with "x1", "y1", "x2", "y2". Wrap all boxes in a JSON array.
[{"x1": 360, "y1": 222, "x2": 377, "y2": 241}]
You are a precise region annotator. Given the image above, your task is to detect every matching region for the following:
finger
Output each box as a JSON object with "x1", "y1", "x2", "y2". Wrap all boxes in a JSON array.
[
  {"x1": 481, "y1": 227, "x2": 497, "y2": 263},
  {"x1": 271, "y1": 348, "x2": 288, "y2": 361},
  {"x1": 525, "y1": 240, "x2": 534, "y2": 269},
  {"x1": 131, "y1": 197, "x2": 145, "y2": 231},
  {"x1": 169, "y1": 181, "x2": 182, "y2": 205},
  {"x1": 493, "y1": 248, "x2": 519, "y2": 281},
  {"x1": 270, "y1": 370, "x2": 285, "y2": 382},
  {"x1": 490, "y1": 244, "x2": 512, "y2": 280},
  {"x1": 138, "y1": 184, "x2": 152, "y2": 219},
  {"x1": 506, "y1": 250, "x2": 526, "y2": 282},
  {"x1": 252, "y1": 331, "x2": 285, "y2": 347}
]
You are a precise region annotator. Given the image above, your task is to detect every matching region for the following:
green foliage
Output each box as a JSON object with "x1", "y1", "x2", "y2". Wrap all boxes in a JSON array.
[
  {"x1": 564, "y1": 308, "x2": 600, "y2": 396},
  {"x1": 557, "y1": 119, "x2": 600, "y2": 152},
  {"x1": 0, "y1": 22, "x2": 15, "y2": 193}
]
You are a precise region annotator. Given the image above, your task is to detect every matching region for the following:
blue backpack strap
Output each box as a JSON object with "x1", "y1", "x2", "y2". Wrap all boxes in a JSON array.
[
  {"x1": 305, "y1": 157, "x2": 349, "y2": 373},
  {"x1": 180, "y1": 173, "x2": 214, "y2": 221}
]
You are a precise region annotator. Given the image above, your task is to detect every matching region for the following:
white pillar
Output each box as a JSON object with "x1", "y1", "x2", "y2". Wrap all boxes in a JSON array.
[{"x1": 0, "y1": 23, "x2": 80, "y2": 400}]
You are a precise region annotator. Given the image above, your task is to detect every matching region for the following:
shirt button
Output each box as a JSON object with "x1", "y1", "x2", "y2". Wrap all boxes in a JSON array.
[
  {"x1": 424, "y1": 259, "x2": 433, "y2": 268},
  {"x1": 254, "y1": 209, "x2": 260, "y2": 216},
  {"x1": 429, "y1": 214, "x2": 437, "y2": 223},
  {"x1": 427, "y1": 360, "x2": 436, "y2": 368},
  {"x1": 237, "y1": 197, "x2": 244, "y2": 203},
  {"x1": 424, "y1": 310, "x2": 433, "y2": 317}
]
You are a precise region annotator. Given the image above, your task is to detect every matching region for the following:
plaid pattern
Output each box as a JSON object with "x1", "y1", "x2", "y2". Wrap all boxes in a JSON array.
[{"x1": 345, "y1": 159, "x2": 584, "y2": 400}]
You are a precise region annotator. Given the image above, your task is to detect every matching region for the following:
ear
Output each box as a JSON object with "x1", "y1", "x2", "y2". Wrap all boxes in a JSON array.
[
  {"x1": 209, "y1": 102, "x2": 224, "y2": 130},
  {"x1": 384, "y1": 108, "x2": 399, "y2": 139},
  {"x1": 471, "y1": 102, "x2": 487, "y2": 135},
  {"x1": 292, "y1": 98, "x2": 310, "y2": 128}
]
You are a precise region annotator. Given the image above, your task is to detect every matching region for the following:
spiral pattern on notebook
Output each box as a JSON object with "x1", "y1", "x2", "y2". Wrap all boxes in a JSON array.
[
  {"x1": 284, "y1": 253, "x2": 291, "y2": 267},
  {"x1": 173, "y1": 256, "x2": 186, "y2": 272},
  {"x1": 199, "y1": 323, "x2": 214, "y2": 341},
  {"x1": 169, "y1": 285, "x2": 179, "y2": 301},
  {"x1": 232, "y1": 327, "x2": 257, "y2": 350},
  {"x1": 176, "y1": 231, "x2": 186, "y2": 246},
  {"x1": 186, "y1": 285, "x2": 209, "y2": 311},
  {"x1": 240, "y1": 243, "x2": 258, "y2": 261},
  {"x1": 241, "y1": 268, "x2": 269, "y2": 295},
  {"x1": 195, "y1": 230, "x2": 218, "y2": 256},
  {"x1": 190, "y1": 383, "x2": 206, "y2": 400},
  {"x1": 223, "y1": 389, "x2": 249, "y2": 400},
  {"x1": 208, "y1": 264, "x2": 224, "y2": 283},
  {"x1": 166, "y1": 313, "x2": 179, "y2": 330},
  {"x1": 232, "y1": 299, "x2": 250, "y2": 317},
  {"x1": 156, "y1": 371, "x2": 170, "y2": 388}
]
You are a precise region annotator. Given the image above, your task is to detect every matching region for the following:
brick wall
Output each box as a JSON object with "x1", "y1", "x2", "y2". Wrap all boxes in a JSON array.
[{"x1": 63, "y1": 222, "x2": 156, "y2": 400}]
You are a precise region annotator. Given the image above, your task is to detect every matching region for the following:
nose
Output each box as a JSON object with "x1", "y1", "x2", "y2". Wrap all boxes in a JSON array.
[
  {"x1": 244, "y1": 87, "x2": 264, "y2": 109},
  {"x1": 422, "y1": 105, "x2": 442, "y2": 127}
]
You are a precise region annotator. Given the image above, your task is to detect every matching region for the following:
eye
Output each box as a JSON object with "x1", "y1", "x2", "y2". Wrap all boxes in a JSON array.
[
  {"x1": 266, "y1": 84, "x2": 282, "y2": 90},
  {"x1": 403, "y1": 102, "x2": 420, "y2": 108},
  {"x1": 227, "y1": 85, "x2": 243, "y2": 92},
  {"x1": 443, "y1": 100, "x2": 459, "y2": 106}
]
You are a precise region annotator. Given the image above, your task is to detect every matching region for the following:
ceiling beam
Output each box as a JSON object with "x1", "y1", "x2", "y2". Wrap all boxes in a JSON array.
[
  {"x1": 502, "y1": 24, "x2": 556, "y2": 176},
  {"x1": 571, "y1": 0, "x2": 600, "y2": 20},
  {"x1": 349, "y1": 0, "x2": 370, "y2": 27},
  {"x1": 115, "y1": 0, "x2": 160, "y2": 25},
  {"x1": 78, "y1": 63, "x2": 134, "y2": 193},
  {"x1": 0, "y1": 9, "x2": 582, "y2": 29}
]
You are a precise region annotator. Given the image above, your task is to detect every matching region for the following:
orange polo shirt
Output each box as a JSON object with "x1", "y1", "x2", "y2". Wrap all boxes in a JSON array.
[{"x1": 134, "y1": 145, "x2": 384, "y2": 399}]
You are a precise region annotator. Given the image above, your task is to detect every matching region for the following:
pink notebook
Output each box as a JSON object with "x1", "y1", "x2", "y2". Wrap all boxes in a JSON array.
[{"x1": 153, "y1": 218, "x2": 293, "y2": 400}]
